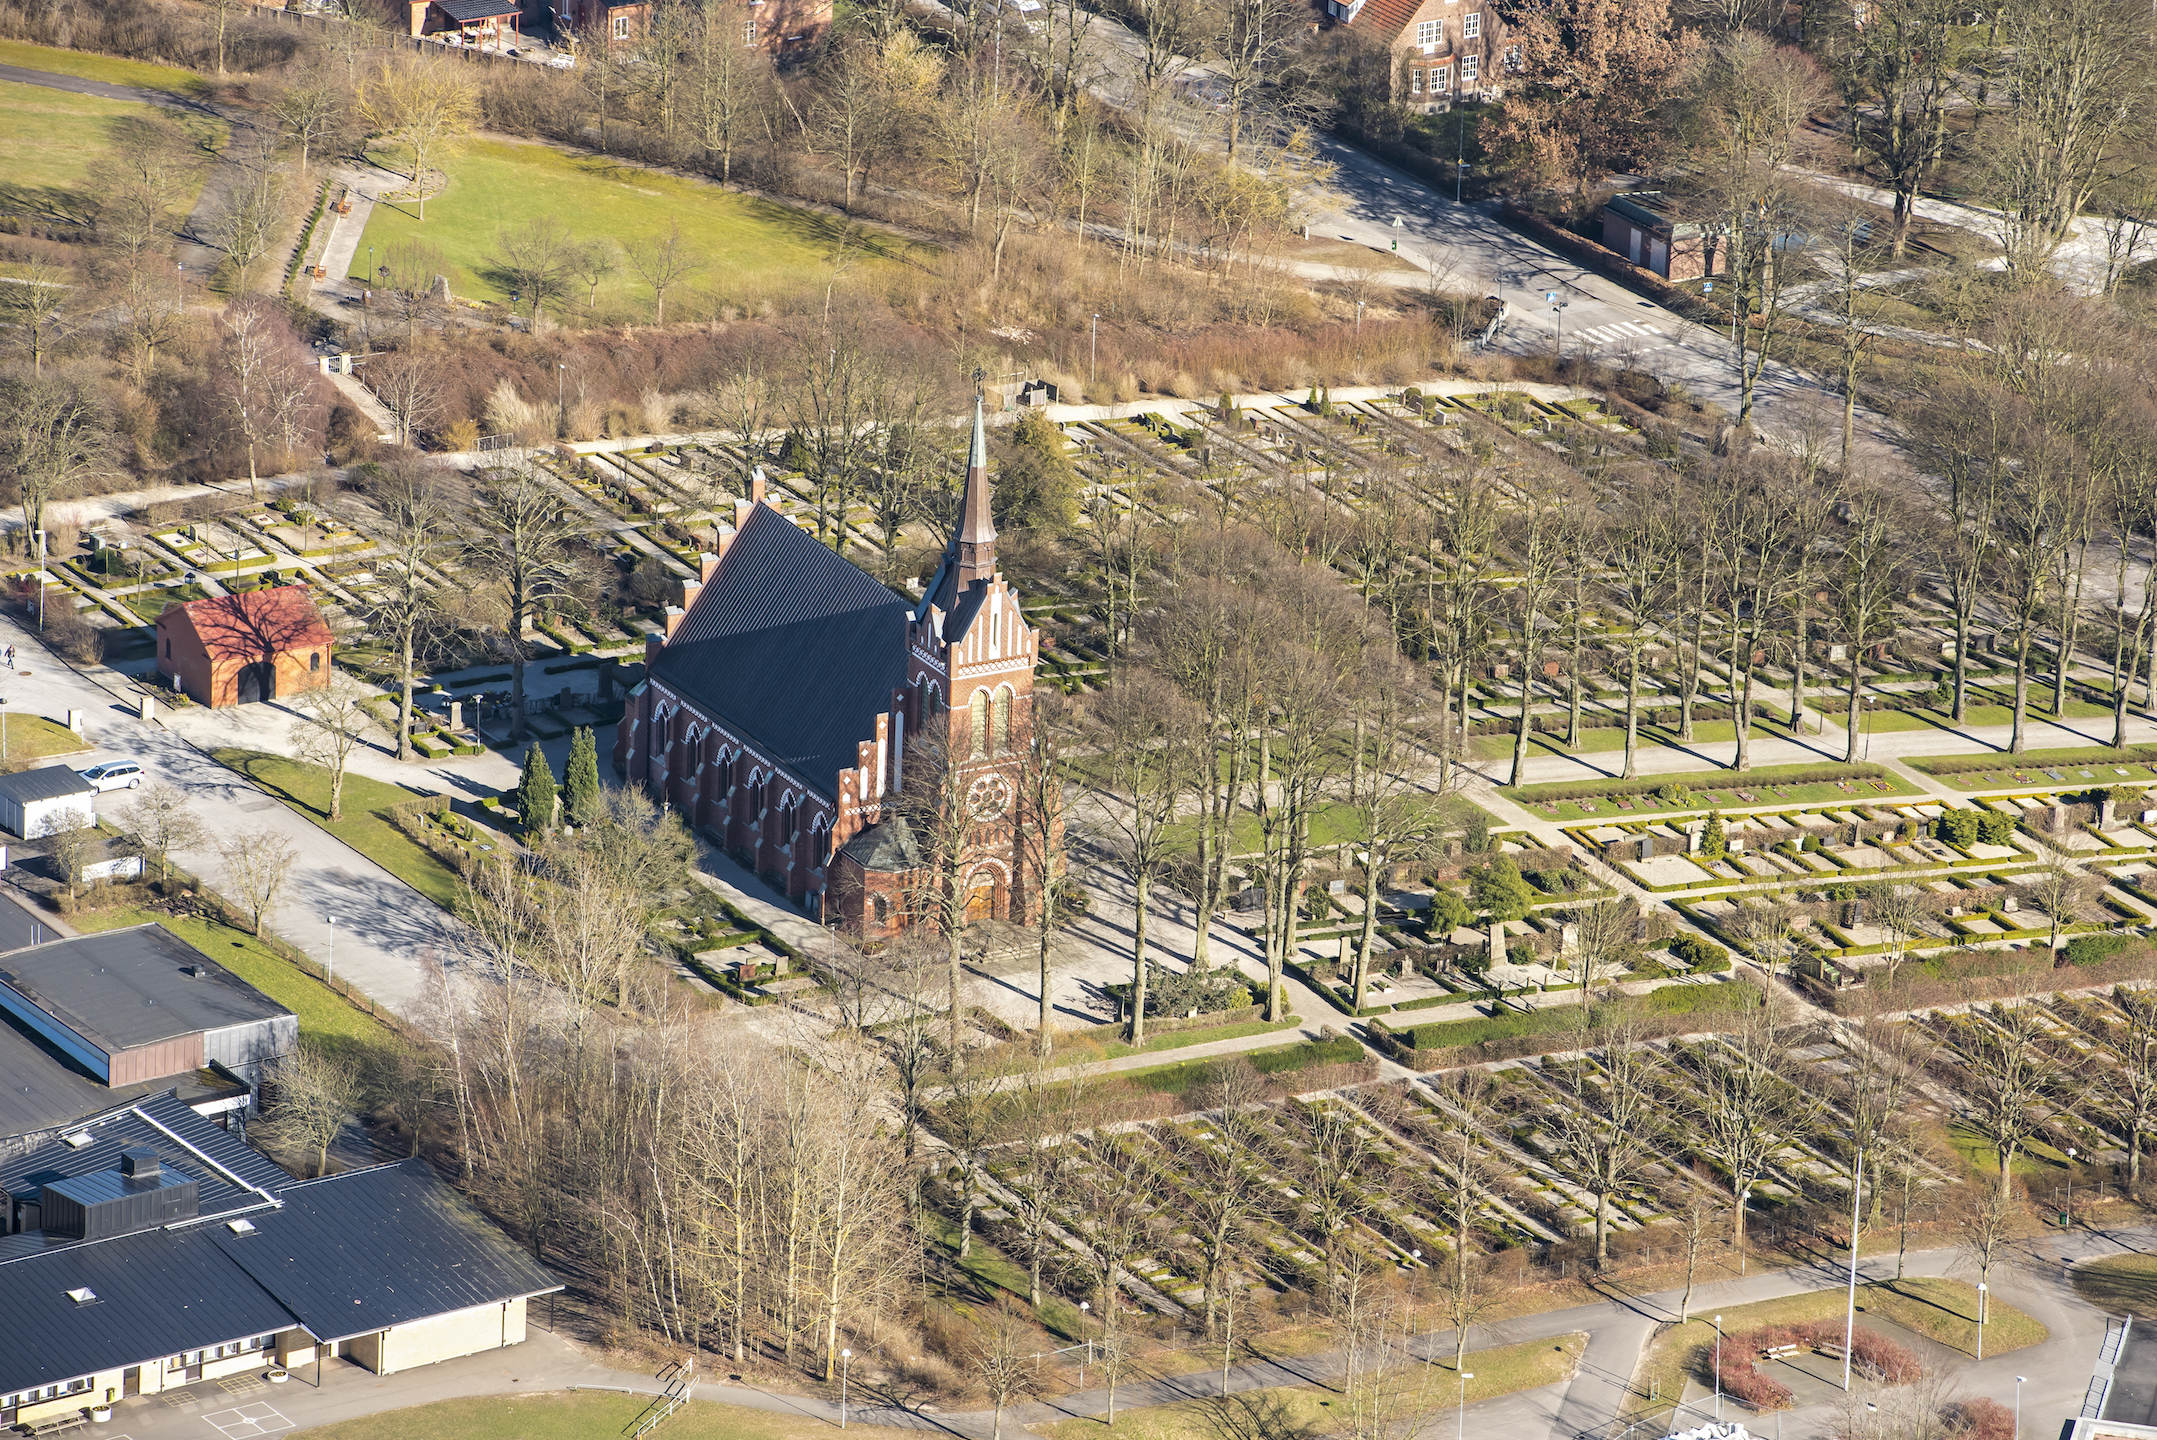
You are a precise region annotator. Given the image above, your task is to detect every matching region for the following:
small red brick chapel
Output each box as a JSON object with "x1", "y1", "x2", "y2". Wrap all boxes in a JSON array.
[{"x1": 614, "y1": 398, "x2": 1044, "y2": 939}]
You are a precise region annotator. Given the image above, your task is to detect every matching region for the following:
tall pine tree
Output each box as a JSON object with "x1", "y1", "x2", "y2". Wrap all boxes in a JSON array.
[
  {"x1": 515, "y1": 743, "x2": 557, "y2": 836},
  {"x1": 563, "y1": 726, "x2": 601, "y2": 828}
]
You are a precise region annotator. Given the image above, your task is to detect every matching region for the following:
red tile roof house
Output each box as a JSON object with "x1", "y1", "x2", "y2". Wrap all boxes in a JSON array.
[
  {"x1": 1321, "y1": 0, "x2": 1520, "y2": 112},
  {"x1": 155, "y1": 587, "x2": 334, "y2": 709}
]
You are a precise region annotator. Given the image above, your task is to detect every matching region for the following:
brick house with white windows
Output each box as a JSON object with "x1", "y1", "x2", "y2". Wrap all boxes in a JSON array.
[
  {"x1": 614, "y1": 399, "x2": 1047, "y2": 940},
  {"x1": 1320, "y1": 0, "x2": 1518, "y2": 110},
  {"x1": 557, "y1": 0, "x2": 830, "y2": 54}
]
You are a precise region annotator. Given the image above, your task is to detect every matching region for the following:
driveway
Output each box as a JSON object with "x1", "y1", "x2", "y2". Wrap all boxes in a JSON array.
[{"x1": 0, "y1": 610, "x2": 465, "y2": 1015}]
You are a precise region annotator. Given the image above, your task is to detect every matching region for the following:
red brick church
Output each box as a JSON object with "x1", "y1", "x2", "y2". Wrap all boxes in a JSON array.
[{"x1": 615, "y1": 400, "x2": 1044, "y2": 939}]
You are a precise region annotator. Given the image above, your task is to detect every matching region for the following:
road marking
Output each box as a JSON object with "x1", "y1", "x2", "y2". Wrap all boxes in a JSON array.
[{"x1": 203, "y1": 1403, "x2": 293, "y2": 1439}]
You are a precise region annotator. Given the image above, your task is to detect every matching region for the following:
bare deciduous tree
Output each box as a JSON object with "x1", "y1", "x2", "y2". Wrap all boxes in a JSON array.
[{"x1": 217, "y1": 828, "x2": 299, "y2": 935}]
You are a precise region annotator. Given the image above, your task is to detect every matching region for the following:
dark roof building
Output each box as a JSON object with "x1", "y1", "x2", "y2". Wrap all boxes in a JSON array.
[
  {"x1": 0, "y1": 1096, "x2": 557, "y2": 1429},
  {"x1": 616, "y1": 399, "x2": 1053, "y2": 943},
  {"x1": 0, "y1": 765, "x2": 95, "y2": 840},
  {"x1": 0, "y1": 925, "x2": 295, "y2": 1091}
]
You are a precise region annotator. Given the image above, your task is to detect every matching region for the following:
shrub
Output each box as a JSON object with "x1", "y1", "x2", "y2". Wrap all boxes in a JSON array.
[
  {"x1": 43, "y1": 608, "x2": 102, "y2": 664},
  {"x1": 1427, "y1": 889, "x2": 1472, "y2": 933},
  {"x1": 1938, "y1": 809, "x2": 1980, "y2": 848},
  {"x1": 1700, "y1": 810, "x2": 1726, "y2": 863},
  {"x1": 1655, "y1": 781, "x2": 1690, "y2": 807},
  {"x1": 1142, "y1": 962, "x2": 1253, "y2": 1016},
  {"x1": 1977, "y1": 810, "x2": 2019, "y2": 845},
  {"x1": 1946, "y1": 1398, "x2": 2015, "y2": 1440},
  {"x1": 2066, "y1": 933, "x2": 2139, "y2": 968},
  {"x1": 1529, "y1": 867, "x2": 1574, "y2": 894},
  {"x1": 1669, "y1": 934, "x2": 1728, "y2": 971},
  {"x1": 1470, "y1": 856, "x2": 1535, "y2": 922}
]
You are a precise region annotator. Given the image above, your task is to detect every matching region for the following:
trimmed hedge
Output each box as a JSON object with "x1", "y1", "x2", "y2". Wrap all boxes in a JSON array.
[
  {"x1": 1504, "y1": 761, "x2": 1891, "y2": 806},
  {"x1": 1367, "y1": 979, "x2": 1757, "y2": 1068},
  {"x1": 1910, "y1": 745, "x2": 2157, "y2": 777}
]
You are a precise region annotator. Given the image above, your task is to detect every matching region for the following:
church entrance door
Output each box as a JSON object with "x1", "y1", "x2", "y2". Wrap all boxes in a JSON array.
[{"x1": 965, "y1": 874, "x2": 996, "y2": 921}]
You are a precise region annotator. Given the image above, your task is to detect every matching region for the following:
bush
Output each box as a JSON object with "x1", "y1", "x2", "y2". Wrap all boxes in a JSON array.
[
  {"x1": 1249, "y1": 1036, "x2": 1364, "y2": 1073},
  {"x1": 1504, "y1": 761, "x2": 1891, "y2": 806},
  {"x1": 1977, "y1": 810, "x2": 2018, "y2": 845},
  {"x1": 1700, "y1": 810, "x2": 1726, "y2": 863},
  {"x1": 1470, "y1": 856, "x2": 1535, "y2": 922},
  {"x1": 1946, "y1": 1398, "x2": 2015, "y2": 1440},
  {"x1": 1938, "y1": 809, "x2": 1980, "y2": 848},
  {"x1": 43, "y1": 608, "x2": 102, "y2": 664},
  {"x1": 1529, "y1": 867, "x2": 1575, "y2": 894},
  {"x1": 1141, "y1": 962, "x2": 1253, "y2": 1016},
  {"x1": 1669, "y1": 934, "x2": 1728, "y2": 971},
  {"x1": 1427, "y1": 889, "x2": 1472, "y2": 933},
  {"x1": 2066, "y1": 933, "x2": 2140, "y2": 968}
]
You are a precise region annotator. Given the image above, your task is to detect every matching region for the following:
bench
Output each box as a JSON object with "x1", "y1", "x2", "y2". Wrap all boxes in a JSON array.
[
  {"x1": 1760, "y1": 1343, "x2": 1801, "y2": 1361},
  {"x1": 23, "y1": 1413, "x2": 91, "y2": 1437}
]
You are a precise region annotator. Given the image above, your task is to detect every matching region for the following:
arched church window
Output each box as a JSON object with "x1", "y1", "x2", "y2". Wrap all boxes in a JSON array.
[
  {"x1": 970, "y1": 689, "x2": 988, "y2": 759},
  {"x1": 992, "y1": 686, "x2": 1012, "y2": 756}
]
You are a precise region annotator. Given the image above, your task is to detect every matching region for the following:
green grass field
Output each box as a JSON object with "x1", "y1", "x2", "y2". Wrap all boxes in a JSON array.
[
  {"x1": 1470, "y1": 713, "x2": 1799, "y2": 762},
  {"x1": 212, "y1": 749, "x2": 465, "y2": 911},
  {"x1": 1046, "y1": 1333, "x2": 1585, "y2": 1440},
  {"x1": 68, "y1": 906, "x2": 388, "y2": 1046},
  {"x1": 2072, "y1": 1253, "x2": 2157, "y2": 1320},
  {"x1": 296, "y1": 1392, "x2": 916, "y2": 1440},
  {"x1": 0, "y1": 79, "x2": 204, "y2": 224},
  {"x1": 1909, "y1": 744, "x2": 2157, "y2": 790},
  {"x1": 1504, "y1": 762, "x2": 1918, "y2": 823},
  {"x1": 351, "y1": 137, "x2": 927, "y2": 319},
  {"x1": 0, "y1": 38, "x2": 203, "y2": 94},
  {"x1": 1633, "y1": 1281, "x2": 2044, "y2": 1415},
  {"x1": 0, "y1": 713, "x2": 91, "y2": 764}
]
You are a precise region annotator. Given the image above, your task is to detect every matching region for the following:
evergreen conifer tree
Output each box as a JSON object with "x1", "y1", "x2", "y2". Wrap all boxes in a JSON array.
[
  {"x1": 563, "y1": 726, "x2": 601, "y2": 828},
  {"x1": 516, "y1": 743, "x2": 558, "y2": 836}
]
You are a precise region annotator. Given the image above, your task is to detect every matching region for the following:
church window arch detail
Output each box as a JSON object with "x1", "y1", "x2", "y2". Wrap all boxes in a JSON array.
[
  {"x1": 991, "y1": 685, "x2": 1013, "y2": 756},
  {"x1": 970, "y1": 688, "x2": 989, "y2": 759}
]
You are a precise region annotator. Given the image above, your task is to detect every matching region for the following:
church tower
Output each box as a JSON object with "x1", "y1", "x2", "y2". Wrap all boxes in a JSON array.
[{"x1": 894, "y1": 396, "x2": 1044, "y2": 925}]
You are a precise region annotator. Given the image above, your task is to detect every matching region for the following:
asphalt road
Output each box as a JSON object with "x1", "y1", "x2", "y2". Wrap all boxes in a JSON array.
[{"x1": 0, "y1": 607, "x2": 465, "y2": 1015}]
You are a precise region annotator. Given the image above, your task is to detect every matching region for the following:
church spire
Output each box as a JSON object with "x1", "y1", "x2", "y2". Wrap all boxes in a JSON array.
[{"x1": 955, "y1": 393, "x2": 996, "y2": 585}]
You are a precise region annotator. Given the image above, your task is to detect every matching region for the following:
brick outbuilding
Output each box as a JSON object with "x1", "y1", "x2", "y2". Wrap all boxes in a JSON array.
[{"x1": 155, "y1": 587, "x2": 333, "y2": 708}]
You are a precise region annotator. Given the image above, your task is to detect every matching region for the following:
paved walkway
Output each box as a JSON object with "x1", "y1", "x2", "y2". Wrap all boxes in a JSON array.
[{"x1": 81, "y1": 1222, "x2": 2150, "y2": 1440}]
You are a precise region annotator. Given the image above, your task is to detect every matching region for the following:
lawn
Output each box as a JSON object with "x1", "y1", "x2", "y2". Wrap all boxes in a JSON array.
[
  {"x1": 350, "y1": 137, "x2": 929, "y2": 319},
  {"x1": 1633, "y1": 1281, "x2": 2045, "y2": 1413},
  {"x1": 212, "y1": 748, "x2": 465, "y2": 912},
  {"x1": 0, "y1": 79, "x2": 213, "y2": 224},
  {"x1": 1044, "y1": 1333, "x2": 1586, "y2": 1440},
  {"x1": 1908, "y1": 744, "x2": 2157, "y2": 790},
  {"x1": 2071, "y1": 1253, "x2": 2157, "y2": 1320},
  {"x1": 121, "y1": 581, "x2": 209, "y2": 623},
  {"x1": 1118, "y1": 1037, "x2": 1367, "y2": 1094},
  {"x1": 1503, "y1": 762, "x2": 1917, "y2": 822},
  {"x1": 0, "y1": 38, "x2": 203, "y2": 94},
  {"x1": 67, "y1": 906, "x2": 388, "y2": 1047},
  {"x1": 293, "y1": 1392, "x2": 917, "y2": 1440},
  {"x1": 0, "y1": 713, "x2": 91, "y2": 764}
]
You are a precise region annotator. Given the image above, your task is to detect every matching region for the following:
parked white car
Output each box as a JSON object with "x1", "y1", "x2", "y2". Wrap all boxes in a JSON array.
[{"x1": 77, "y1": 761, "x2": 144, "y2": 792}]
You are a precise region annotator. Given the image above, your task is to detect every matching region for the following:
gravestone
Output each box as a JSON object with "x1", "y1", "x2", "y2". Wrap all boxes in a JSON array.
[
  {"x1": 2100, "y1": 798, "x2": 2116, "y2": 829},
  {"x1": 1487, "y1": 921, "x2": 1505, "y2": 960},
  {"x1": 2003, "y1": 896, "x2": 2019, "y2": 913},
  {"x1": 1560, "y1": 922, "x2": 1579, "y2": 955},
  {"x1": 2049, "y1": 804, "x2": 2071, "y2": 832},
  {"x1": 448, "y1": 700, "x2": 464, "y2": 732}
]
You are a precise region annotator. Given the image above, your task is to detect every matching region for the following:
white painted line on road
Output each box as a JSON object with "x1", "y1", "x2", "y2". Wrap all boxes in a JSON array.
[{"x1": 203, "y1": 1403, "x2": 293, "y2": 1439}]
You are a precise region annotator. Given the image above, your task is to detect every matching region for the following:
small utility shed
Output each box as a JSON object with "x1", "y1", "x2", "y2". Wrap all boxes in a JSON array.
[
  {"x1": 1600, "y1": 191, "x2": 1716, "y2": 281},
  {"x1": 0, "y1": 766, "x2": 95, "y2": 840},
  {"x1": 0, "y1": 926, "x2": 295, "y2": 1091}
]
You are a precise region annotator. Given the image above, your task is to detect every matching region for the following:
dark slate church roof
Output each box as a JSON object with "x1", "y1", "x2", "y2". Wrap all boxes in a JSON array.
[
  {"x1": 653, "y1": 503, "x2": 909, "y2": 803},
  {"x1": 839, "y1": 814, "x2": 923, "y2": 872}
]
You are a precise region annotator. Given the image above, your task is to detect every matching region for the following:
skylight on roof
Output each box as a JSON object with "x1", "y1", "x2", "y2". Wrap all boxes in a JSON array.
[
  {"x1": 64, "y1": 1288, "x2": 98, "y2": 1305},
  {"x1": 226, "y1": 1219, "x2": 257, "y2": 1235},
  {"x1": 60, "y1": 1132, "x2": 91, "y2": 1149}
]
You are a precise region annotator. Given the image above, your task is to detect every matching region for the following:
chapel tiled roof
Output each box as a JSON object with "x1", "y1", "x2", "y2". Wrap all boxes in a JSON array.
[{"x1": 652, "y1": 504, "x2": 909, "y2": 803}]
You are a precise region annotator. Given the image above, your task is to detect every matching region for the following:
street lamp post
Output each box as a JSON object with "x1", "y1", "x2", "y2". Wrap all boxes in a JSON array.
[
  {"x1": 841, "y1": 1348, "x2": 851, "y2": 1428},
  {"x1": 558, "y1": 363, "x2": 568, "y2": 438},
  {"x1": 1843, "y1": 1145, "x2": 1862, "y2": 1391},
  {"x1": 1712, "y1": 1316, "x2": 1723, "y2": 1421},
  {"x1": 1548, "y1": 293, "x2": 1569, "y2": 364},
  {"x1": 1977, "y1": 1281, "x2": 1988, "y2": 1360},
  {"x1": 1457, "y1": 1371, "x2": 1472, "y2": 1440},
  {"x1": 2014, "y1": 1375, "x2": 2027, "y2": 1440},
  {"x1": 325, "y1": 915, "x2": 336, "y2": 990},
  {"x1": 33, "y1": 529, "x2": 46, "y2": 631},
  {"x1": 2065, "y1": 1146, "x2": 2078, "y2": 1225},
  {"x1": 1078, "y1": 1301, "x2": 1091, "y2": 1386},
  {"x1": 1090, "y1": 314, "x2": 1100, "y2": 390}
]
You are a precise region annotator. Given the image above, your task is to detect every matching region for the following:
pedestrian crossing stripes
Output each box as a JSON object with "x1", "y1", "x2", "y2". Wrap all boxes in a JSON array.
[{"x1": 1569, "y1": 320, "x2": 1665, "y2": 346}]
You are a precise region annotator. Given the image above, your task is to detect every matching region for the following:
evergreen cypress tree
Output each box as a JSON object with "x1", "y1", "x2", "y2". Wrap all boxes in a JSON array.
[
  {"x1": 563, "y1": 726, "x2": 601, "y2": 828},
  {"x1": 515, "y1": 744, "x2": 558, "y2": 837}
]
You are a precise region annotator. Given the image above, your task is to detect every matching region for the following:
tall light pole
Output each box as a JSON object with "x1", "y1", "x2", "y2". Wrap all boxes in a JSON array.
[
  {"x1": 2014, "y1": 1375, "x2": 2027, "y2": 1440},
  {"x1": 1078, "y1": 1301, "x2": 1091, "y2": 1386},
  {"x1": 2065, "y1": 1146, "x2": 2078, "y2": 1225},
  {"x1": 1548, "y1": 292, "x2": 1568, "y2": 364},
  {"x1": 1976, "y1": 1281, "x2": 1988, "y2": 1360},
  {"x1": 33, "y1": 529, "x2": 46, "y2": 631},
  {"x1": 1712, "y1": 1315, "x2": 1723, "y2": 1421},
  {"x1": 325, "y1": 915, "x2": 336, "y2": 989},
  {"x1": 1090, "y1": 313, "x2": 1100, "y2": 390},
  {"x1": 840, "y1": 1348, "x2": 851, "y2": 1428},
  {"x1": 1843, "y1": 1144, "x2": 1862, "y2": 1391},
  {"x1": 557, "y1": 363, "x2": 568, "y2": 437},
  {"x1": 1457, "y1": 1371, "x2": 1472, "y2": 1440}
]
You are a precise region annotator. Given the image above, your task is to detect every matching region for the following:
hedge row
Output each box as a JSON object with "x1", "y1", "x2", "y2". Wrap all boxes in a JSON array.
[
  {"x1": 1366, "y1": 978, "x2": 1759, "y2": 1068},
  {"x1": 1910, "y1": 745, "x2": 2157, "y2": 777},
  {"x1": 1504, "y1": 761, "x2": 1891, "y2": 806}
]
